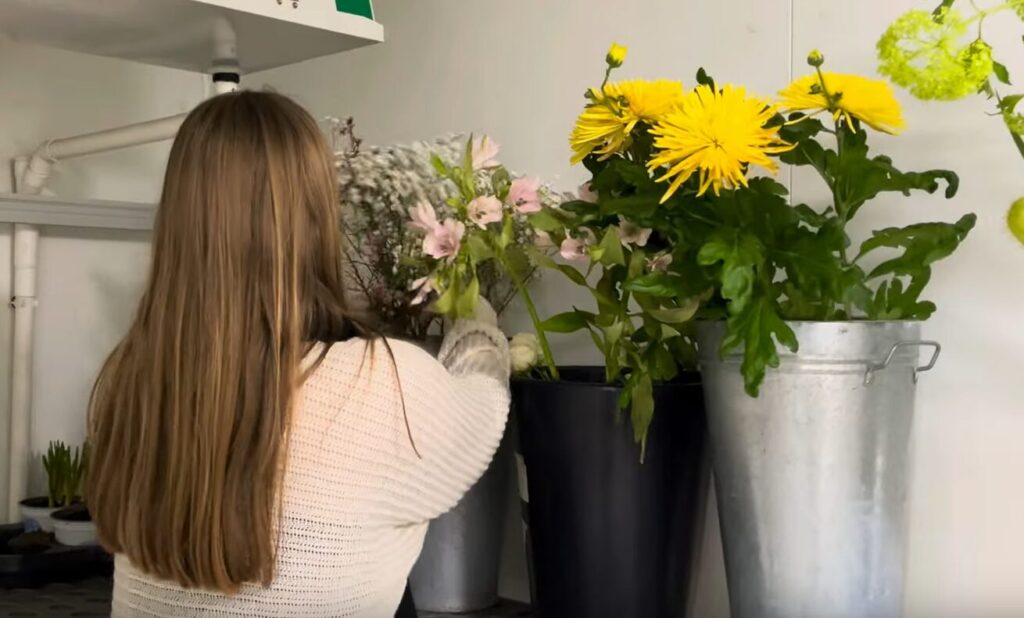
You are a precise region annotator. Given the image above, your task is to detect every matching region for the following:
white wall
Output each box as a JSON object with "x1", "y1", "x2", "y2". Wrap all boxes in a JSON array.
[
  {"x1": 256, "y1": 1, "x2": 1024, "y2": 616},
  {"x1": 0, "y1": 0, "x2": 1022, "y2": 615},
  {"x1": 0, "y1": 37, "x2": 204, "y2": 494}
]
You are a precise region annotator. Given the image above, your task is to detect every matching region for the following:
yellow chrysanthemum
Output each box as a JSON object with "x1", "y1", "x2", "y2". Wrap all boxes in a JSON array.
[
  {"x1": 647, "y1": 84, "x2": 792, "y2": 202},
  {"x1": 779, "y1": 72, "x2": 905, "y2": 134},
  {"x1": 569, "y1": 79, "x2": 684, "y2": 164}
]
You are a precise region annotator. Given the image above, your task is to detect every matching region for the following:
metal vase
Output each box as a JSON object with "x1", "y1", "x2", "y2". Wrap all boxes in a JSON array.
[
  {"x1": 697, "y1": 321, "x2": 940, "y2": 618},
  {"x1": 408, "y1": 425, "x2": 511, "y2": 613}
]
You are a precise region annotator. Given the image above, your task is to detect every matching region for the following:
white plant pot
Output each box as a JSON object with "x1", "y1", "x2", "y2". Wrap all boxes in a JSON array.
[
  {"x1": 18, "y1": 500, "x2": 58, "y2": 533},
  {"x1": 53, "y1": 519, "x2": 98, "y2": 546}
]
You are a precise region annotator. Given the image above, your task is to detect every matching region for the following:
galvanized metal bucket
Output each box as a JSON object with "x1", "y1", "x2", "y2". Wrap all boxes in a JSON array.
[
  {"x1": 408, "y1": 431, "x2": 511, "y2": 613},
  {"x1": 697, "y1": 321, "x2": 940, "y2": 618}
]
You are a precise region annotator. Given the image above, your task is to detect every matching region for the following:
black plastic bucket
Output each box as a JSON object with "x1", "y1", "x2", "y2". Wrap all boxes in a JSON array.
[{"x1": 512, "y1": 367, "x2": 707, "y2": 618}]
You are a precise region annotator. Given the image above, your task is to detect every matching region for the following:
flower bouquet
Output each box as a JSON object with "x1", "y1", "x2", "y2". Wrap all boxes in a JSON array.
[{"x1": 330, "y1": 119, "x2": 535, "y2": 341}]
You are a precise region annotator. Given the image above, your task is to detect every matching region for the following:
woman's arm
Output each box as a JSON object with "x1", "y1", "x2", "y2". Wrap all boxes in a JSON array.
[{"x1": 378, "y1": 304, "x2": 510, "y2": 524}]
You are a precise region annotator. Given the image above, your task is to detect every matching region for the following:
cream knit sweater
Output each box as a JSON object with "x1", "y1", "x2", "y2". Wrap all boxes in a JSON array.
[{"x1": 111, "y1": 311, "x2": 511, "y2": 617}]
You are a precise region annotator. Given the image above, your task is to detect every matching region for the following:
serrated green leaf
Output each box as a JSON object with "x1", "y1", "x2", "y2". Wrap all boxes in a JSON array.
[
  {"x1": 858, "y1": 214, "x2": 976, "y2": 278},
  {"x1": 721, "y1": 296, "x2": 798, "y2": 397},
  {"x1": 697, "y1": 231, "x2": 764, "y2": 313},
  {"x1": 1000, "y1": 94, "x2": 1024, "y2": 114}
]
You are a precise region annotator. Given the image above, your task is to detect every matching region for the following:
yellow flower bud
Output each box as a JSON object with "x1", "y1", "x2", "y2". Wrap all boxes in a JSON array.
[
  {"x1": 807, "y1": 49, "x2": 825, "y2": 67},
  {"x1": 606, "y1": 42, "x2": 628, "y2": 68},
  {"x1": 1009, "y1": 197, "x2": 1024, "y2": 245}
]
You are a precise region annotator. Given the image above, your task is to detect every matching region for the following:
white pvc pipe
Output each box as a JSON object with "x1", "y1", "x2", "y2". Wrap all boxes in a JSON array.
[
  {"x1": 6, "y1": 114, "x2": 185, "y2": 520},
  {"x1": 7, "y1": 223, "x2": 38, "y2": 521}
]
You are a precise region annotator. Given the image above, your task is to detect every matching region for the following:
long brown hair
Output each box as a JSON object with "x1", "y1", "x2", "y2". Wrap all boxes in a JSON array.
[{"x1": 86, "y1": 91, "x2": 357, "y2": 592}]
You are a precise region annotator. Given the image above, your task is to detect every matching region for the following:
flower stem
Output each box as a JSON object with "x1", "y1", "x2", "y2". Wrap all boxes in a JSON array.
[{"x1": 502, "y1": 251, "x2": 560, "y2": 380}]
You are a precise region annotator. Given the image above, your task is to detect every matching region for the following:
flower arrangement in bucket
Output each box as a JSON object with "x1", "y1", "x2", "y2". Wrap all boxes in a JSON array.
[{"x1": 878, "y1": 0, "x2": 1024, "y2": 245}]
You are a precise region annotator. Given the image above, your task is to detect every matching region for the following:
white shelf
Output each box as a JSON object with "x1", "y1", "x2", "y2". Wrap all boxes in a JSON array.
[
  {"x1": 0, "y1": 0, "x2": 383, "y2": 74},
  {"x1": 0, "y1": 193, "x2": 155, "y2": 231}
]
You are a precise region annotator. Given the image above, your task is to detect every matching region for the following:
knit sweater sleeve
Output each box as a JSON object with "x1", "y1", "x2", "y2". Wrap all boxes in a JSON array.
[{"x1": 372, "y1": 311, "x2": 511, "y2": 524}]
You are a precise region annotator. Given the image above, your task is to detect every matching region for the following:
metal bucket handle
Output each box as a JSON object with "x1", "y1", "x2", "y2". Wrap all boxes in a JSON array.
[{"x1": 864, "y1": 340, "x2": 941, "y2": 385}]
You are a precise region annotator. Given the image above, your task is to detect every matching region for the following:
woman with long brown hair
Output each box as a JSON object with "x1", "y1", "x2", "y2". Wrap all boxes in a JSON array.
[{"x1": 86, "y1": 91, "x2": 510, "y2": 617}]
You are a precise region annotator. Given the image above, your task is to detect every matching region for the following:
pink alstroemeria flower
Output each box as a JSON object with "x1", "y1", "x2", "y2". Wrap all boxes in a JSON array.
[
  {"x1": 647, "y1": 253, "x2": 673, "y2": 273},
  {"x1": 423, "y1": 219, "x2": 465, "y2": 261},
  {"x1": 578, "y1": 181, "x2": 598, "y2": 203},
  {"x1": 409, "y1": 201, "x2": 441, "y2": 234},
  {"x1": 508, "y1": 177, "x2": 542, "y2": 214},
  {"x1": 471, "y1": 135, "x2": 501, "y2": 170},
  {"x1": 467, "y1": 195, "x2": 504, "y2": 228},
  {"x1": 618, "y1": 216, "x2": 652, "y2": 247},
  {"x1": 534, "y1": 230, "x2": 556, "y2": 249},
  {"x1": 409, "y1": 276, "x2": 435, "y2": 305},
  {"x1": 560, "y1": 230, "x2": 595, "y2": 261}
]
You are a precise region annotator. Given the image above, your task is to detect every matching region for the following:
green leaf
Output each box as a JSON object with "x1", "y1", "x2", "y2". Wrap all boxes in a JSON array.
[
  {"x1": 462, "y1": 134, "x2": 474, "y2": 178},
  {"x1": 932, "y1": 0, "x2": 955, "y2": 18},
  {"x1": 602, "y1": 321, "x2": 625, "y2": 347},
  {"x1": 994, "y1": 61, "x2": 1012, "y2": 86},
  {"x1": 599, "y1": 194, "x2": 659, "y2": 218},
  {"x1": 647, "y1": 297, "x2": 700, "y2": 323},
  {"x1": 455, "y1": 275, "x2": 480, "y2": 318},
  {"x1": 433, "y1": 283, "x2": 457, "y2": 315},
  {"x1": 630, "y1": 371, "x2": 655, "y2": 453},
  {"x1": 857, "y1": 214, "x2": 977, "y2": 278},
  {"x1": 626, "y1": 272, "x2": 688, "y2": 298},
  {"x1": 778, "y1": 114, "x2": 826, "y2": 144},
  {"x1": 498, "y1": 215, "x2": 514, "y2": 249},
  {"x1": 531, "y1": 248, "x2": 591, "y2": 287},
  {"x1": 491, "y1": 167, "x2": 512, "y2": 200},
  {"x1": 650, "y1": 345, "x2": 679, "y2": 382},
  {"x1": 697, "y1": 231, "x2": 764, "y2": 313},
  {"x1": 999, "y1": 94, "x2": 1024, "y2": 114},
  {"x1": 597, "y1": 228, "x2": 626, "y2": 267},
  {"x1": 541, "y1": 310, "x2": 591, "y2": 333},
  {"x1": 430, "y1": 153, "x2": 450, "y2": 178},
  {"x1": 722, "y1": 296, "x2": 798, "y2": 397},
  {"x1": 466, "y1": 235, "x2": 493, "y2": 261},
  {"x1": 528, "y1": 209, "x2": 566, "y2": 232}
]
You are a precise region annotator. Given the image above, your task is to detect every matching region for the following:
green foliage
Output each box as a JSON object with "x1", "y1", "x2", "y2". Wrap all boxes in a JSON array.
[
  {"x1": 684, "y1": 116, "x2": 971, "y2": 395},
  {"x1": 41, "y1": 441, "x2": 88, "y2": 508}
]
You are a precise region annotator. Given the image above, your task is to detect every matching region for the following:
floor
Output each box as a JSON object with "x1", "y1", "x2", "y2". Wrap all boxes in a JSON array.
[{"x1": 0, "y1": 577, "x2": 532, "y2": 617}]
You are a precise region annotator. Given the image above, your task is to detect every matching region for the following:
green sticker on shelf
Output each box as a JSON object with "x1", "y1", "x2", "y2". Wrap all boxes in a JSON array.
[{"x1": 335, "y1": 0, "x2": 374, "y2": 20}]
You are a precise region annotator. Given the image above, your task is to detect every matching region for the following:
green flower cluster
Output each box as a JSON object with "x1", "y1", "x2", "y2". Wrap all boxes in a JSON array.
[
  {"x1": 1011, "y1": 0, "x2": 1024, "y2": 21},
  {"x1": 877, "y1": 8, "x2": 993, "y2": 101}
]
